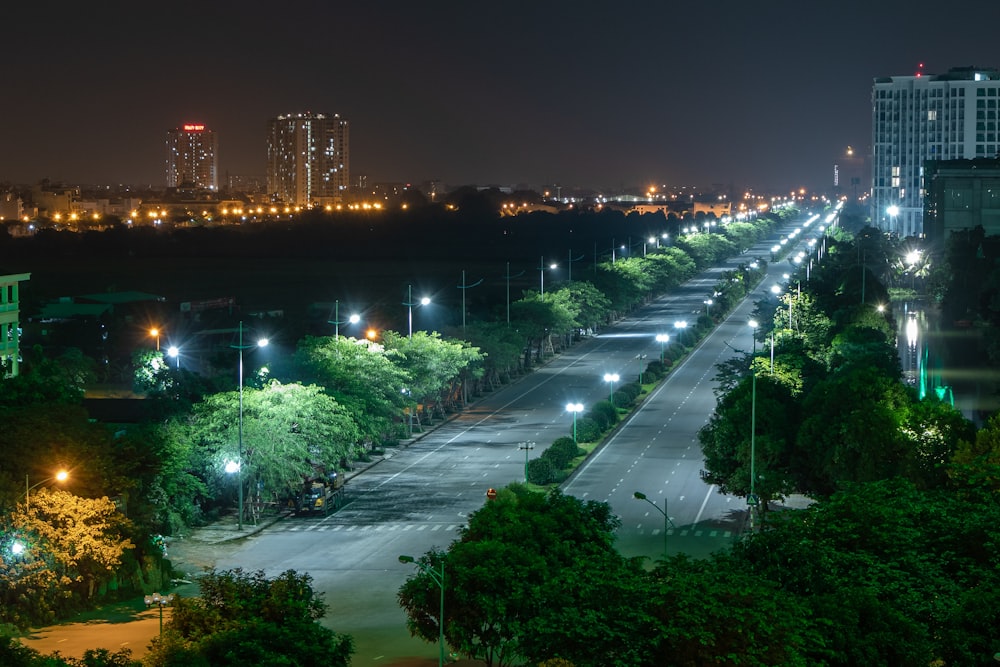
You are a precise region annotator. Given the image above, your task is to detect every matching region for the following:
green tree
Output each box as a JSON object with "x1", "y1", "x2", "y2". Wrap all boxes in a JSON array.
[
  {"x1": 381, "y1": 330, "x2": 483, "y2": 419},
  {"x1": 398, "y1": 486, "x2": 653, "y2": 666},
  {"x1": 293, "y1": 335, "x2": 410, "y2": 444},
  {"x1": 648, "y1": 554, "x2": 817, "y2": 666},
  {"x1": 144, "y1": 568, "x2": 353, "y2": 667},
  {"x1": 184, "y1": 381, "x2": 360, "y2": 511},
  {"x1": 732, "y1": 479, "x2": 1000, "y2": 666}
]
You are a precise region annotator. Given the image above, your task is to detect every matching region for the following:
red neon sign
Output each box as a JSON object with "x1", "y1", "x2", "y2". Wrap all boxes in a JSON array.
[{"x1": 183, "y1": 124, "x2": 206, "y2": 131}]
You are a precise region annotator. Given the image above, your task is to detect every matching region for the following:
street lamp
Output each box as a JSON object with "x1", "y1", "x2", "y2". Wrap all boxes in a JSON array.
[
  {"x1": 166, "y1": 345, "x2": 180, "y2": 369},
  {"x1": 565, "y1": 403, "x2": 584, "y2": 442},
  {"x1": 538, "y1": 256, "x2": 557, "y2": 295},
  {"x1": 404, "y1": 284, "x2": 431, "y2": 339},
  {"x1": 703, "y1": 299, "x2": 713, "y2": 316},
  {"x1": 674, "y1": 320, "x2": 688, "y2": 346},
  {"x1": 748, "y1": 319, "x2": 759, "y2": 530},
  {"x1": 329, "y1": 299, "x2": 361, "y2": 340},
  {"x1": 635, "y1": 353, "x2": 647, "y2": 384},
  {"x1": 656, "y1": 333, "x2": 669, "y2": 362},
  {"x1": 399, "y1": 555, "x2": 445, "y2": 667},
  {"x1": 144, "y1": 592, "x2": 175, "y2": 635},
  {"x1": 603, "y1": 373, "x2": 619, "y2": 404},
  {"x1": 518, "y1": 441, "x2": 535, "y2": 482},
  {"x1": 457, "y1": 270, "x2": 483, "y2": 333},
  {"x1": 24, "y1": 470, "x2": 69, "y2": 512},
  {"x1": 634, "y1": 491, "x2": 674, "y2": 557},
  {"x1": 149, "y1": 328, "x2": 161, "y2": 351},
  {"x1": 231, "y1": 321, "x2": 268, "y2": 531},
  {"x1": 503, "y1": 261, "x2": 525, "y2": 326}
]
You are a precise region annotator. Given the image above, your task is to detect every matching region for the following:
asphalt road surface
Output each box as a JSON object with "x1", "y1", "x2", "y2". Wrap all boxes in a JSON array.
[{"x1": 202, "y1": 210, "x2": 830, "y2": 665}]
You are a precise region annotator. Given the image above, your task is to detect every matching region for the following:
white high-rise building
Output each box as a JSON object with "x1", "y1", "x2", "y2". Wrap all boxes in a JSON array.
[
  {"x1": 872, "y1": 65, "x2": 1000, "y2": 237},
  {"x1": 165, "y1": 123, "x2": 218, "y2": 190},
  {"x1": 266, "y1": 112, "x2": 349, "y2": 207}
]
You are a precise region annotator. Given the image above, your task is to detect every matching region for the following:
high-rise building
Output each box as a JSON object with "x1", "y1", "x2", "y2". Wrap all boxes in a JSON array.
[
  {"x1": 872, "y1": 65, "x2": 1000, "y2": 237},
  {"x1": 266, "y1": 112, "x2": 349, "y2": 207},
  {"x1": 165, "y1": 123, "x2": 218, "y2": 190}
]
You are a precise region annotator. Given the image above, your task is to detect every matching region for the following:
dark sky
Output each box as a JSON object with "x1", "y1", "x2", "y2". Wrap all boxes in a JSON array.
[{"x1": 5, "y1": 1, "x2": 1000, "y2": 193}]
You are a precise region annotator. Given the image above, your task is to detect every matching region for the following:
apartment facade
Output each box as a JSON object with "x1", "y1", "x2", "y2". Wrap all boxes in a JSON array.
[
  {"x1": 165, "y1": 123, "x2": 219, "y2": 190},
  {"x1": 872, "y1": 66, "x2": 1000, "y2": 238},
  {"x1": 266, "y1": 112, "x2": 349, "y2": 207}
]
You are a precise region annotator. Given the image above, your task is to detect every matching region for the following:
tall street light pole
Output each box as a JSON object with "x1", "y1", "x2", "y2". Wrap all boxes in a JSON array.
[
  {"x1": 404, "y1": 284, "x2": 431, "y2": 339},
  {"x1": 566, "y1": 403, "x2": 583, "y2": 442},
  {"x1": 656, "y1": 334, "x2": 669, "y2": 362},
  {"x1": 329, "y1": 299, "x2": 360, "y2": 340},
  {"x1": 232, "y1": 321, "x2": 268, "y2": 531},
  {"x1": 399, "y1": 555, "x2": 445, "y2": 667},
  {"x1": 538, "y1": 257, "x2": 556, "y2": 295},
  {"x1": 503, "y1": 262, "x2": 525, "y2": 326},
  {"x1": 518, "y1": 441, "x2": 535, "y2": 482},
  {"x1": 748, "y1": 319, "x2": 759, "y2": 530},
  {"x1": 634, "y1": 491, "x2": 674, "y2": 557},
  {"x1": 24, "y1": 470, "x2": 69, "y2": 512},
  {"x1": 603, "y1": 373, "x2": 619, "y2": 404},
  {"x1": 457, "y1": 270, "x2": 483, "y2": 334}
]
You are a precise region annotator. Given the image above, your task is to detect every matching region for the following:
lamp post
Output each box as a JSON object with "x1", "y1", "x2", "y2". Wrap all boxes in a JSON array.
[
  {"x1": 503, "y1": 262, "x2": 525, "y2": 326},
  {"x1": 329, "y1": 300, "x2": 361, "y2": 340},
  {"x1": 567, "y1": 249, "x2": 584, "y2": 282},
  {"x1": 149, "y1": 328, "x2": 160, "y2": 351},
  {"x1": 703, "y1": 299, "x2": 713, "y2": 317},
  {"x1": 748, "y1": 319, "x2": 759, "y2": 530},
  {"x1": 674, "y1": 320, "x2": 688, "y2": 346},
  {"x1": 603, "y1": 373, "x2": 619, "y2": 404},
  {"x1": 566, "y1": 403, "x2": 584, "y2": 442},
  {"x1": 635, "y1": 353, "x2": 648, "y2": 384},
  {"x1": 634, "y1": 491, "x2": 673, "y2": 557},
  {"x1": 538, "y1": 256, "x2": 557, "y2": 295},
  {"x1": 404, "y1": 284, "x2": 431, "y2": 339},
  {"x1": 166, "y1": 345, "x2": 180, "y2": 369},
  {"x1": 656, "y1": 333, "x2": 669, "y2": 362},
  {"x1": 518, "y1": 441, "x2": 535, "y2": 482},
  {"x1": 399, "y1": 555, "x2": 445, "y2": 667},
  {"x1": 457, "y1": 270, "x2": 483, "y2": 333},
  {"x1": 232, "y1": 321, "x2": 268, "y2": 531},
  {"x1": 24, "y1": 470, "x2": 69, "y2": 512},
  {"x1": 144, "y1": 592, "x2": 175, "y2": 635}
]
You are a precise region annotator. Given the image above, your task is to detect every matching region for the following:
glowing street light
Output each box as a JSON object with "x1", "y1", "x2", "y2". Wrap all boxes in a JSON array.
[
  {"x1": 404, "y1": 284, "x2": 431, "y2": 339},
  {"x1": 231, "y1": 321, "x2": 268, "y2": 530},
  {"x1": 603, "y1": 373, "x2": 620, "y2": 404},
  {"x1": 655, "y1": 333, "x2": 669, "y2": 362},
  {"x1": 149, "y1": 328, "x2": 161, "y2": 351},
  {"x1": 166, "y1": 345, "x2": 180, "y2": 369},
  {"x1": 748, "y1": 319, "x2": 759, "y2": 529},
  {"x1": 539, "y1": 256, "x2": 557, "y2": 295},
  {"x1": 329, "y1": 299, "x2": 361, "y2": 340},
  {"x1": 399, "y1": 555, "x2": 446, "y2": 667},
  {"x1": 566, "y1": 403, "x2": 584, "y2": 442},
  {"x1": 24, "y1": 470, "x2": 69, "y2": 512}
]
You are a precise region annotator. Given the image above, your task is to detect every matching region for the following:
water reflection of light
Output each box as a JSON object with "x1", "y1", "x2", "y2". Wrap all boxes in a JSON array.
[{"x1": 906, "y1": 313, "x2": 918, "y2": 348}]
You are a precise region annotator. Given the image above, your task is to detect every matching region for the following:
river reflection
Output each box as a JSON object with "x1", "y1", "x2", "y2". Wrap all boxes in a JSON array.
[{"x1": 894, "y1": 300, "x2": 1000, "y2": 426}]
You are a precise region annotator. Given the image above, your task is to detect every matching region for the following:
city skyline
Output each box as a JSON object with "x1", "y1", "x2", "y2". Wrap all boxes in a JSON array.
[{"x1": 5, "y1": 1, "x2": 1000, "y2": 193}]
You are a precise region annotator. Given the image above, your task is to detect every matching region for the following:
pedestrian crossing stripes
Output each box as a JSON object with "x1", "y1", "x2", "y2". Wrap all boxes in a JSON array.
[{"x1": 284, "y1": 522, "x2": 461, "y2": 533}]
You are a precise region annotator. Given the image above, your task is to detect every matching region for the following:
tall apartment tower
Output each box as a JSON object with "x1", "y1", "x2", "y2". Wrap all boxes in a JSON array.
[
  {"x1": 165, "y1": 123, "x2": 218, "y2": 190},
  {"x1": 872, "y1": 65, "x2": 1000, "y2": 237},
  {"x1": 266, "y1": 112, "x2": 349, "y2": 207}
]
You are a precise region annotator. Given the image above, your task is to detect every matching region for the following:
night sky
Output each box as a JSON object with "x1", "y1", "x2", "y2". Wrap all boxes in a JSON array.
[{"x1": 6, "y1": 1, "x2": 1000, "y2": 193}]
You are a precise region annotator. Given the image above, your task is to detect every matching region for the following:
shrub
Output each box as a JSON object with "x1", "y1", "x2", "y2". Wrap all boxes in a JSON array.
[
  {"x1": 588, "y1": 400, "x2": 618, "y2": 428},
  {"x1": 527, "y1": 457, "x2": 555, "y2": 485},
  {"x1": 544, "y1": 437, "x2": 583, "y2": 469},
  {"x1": 575, "y1": 417, "x2": 602, "y2": 443}
]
